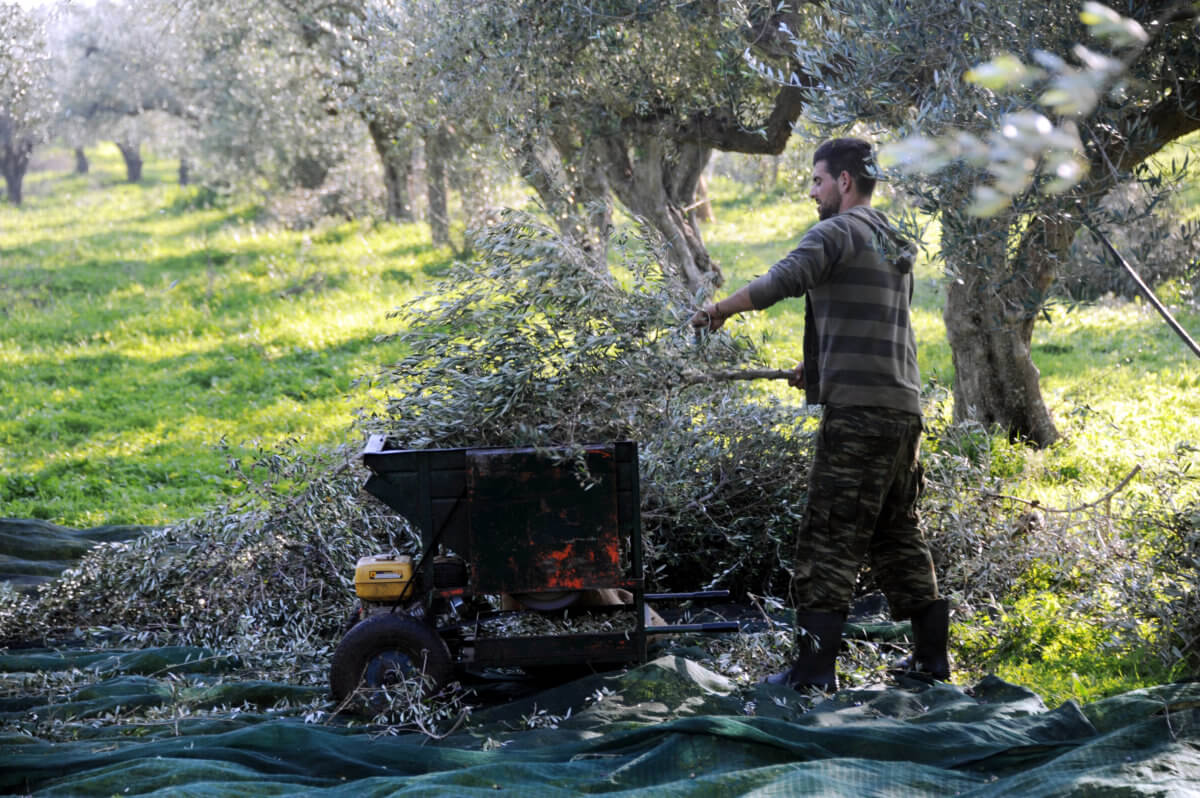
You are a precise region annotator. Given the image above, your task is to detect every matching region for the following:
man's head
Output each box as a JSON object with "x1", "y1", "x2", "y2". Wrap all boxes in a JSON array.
[{"x1": 810, "y1": 138, "x2": 876, "y2": 220}]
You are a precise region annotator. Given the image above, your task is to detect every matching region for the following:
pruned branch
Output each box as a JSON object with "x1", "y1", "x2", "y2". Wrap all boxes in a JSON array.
[
  {"x1": 681, "y1": 368, "x2": 794, "y2": 386},
  {"x1": 984, "y1": 465, "x2": 1142, "y2": 514}
]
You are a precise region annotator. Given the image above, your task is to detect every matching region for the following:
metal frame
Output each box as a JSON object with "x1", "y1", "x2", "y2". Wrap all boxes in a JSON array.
[{"x1": 359, "y1": 436, "x2": 735, "y2": 672}]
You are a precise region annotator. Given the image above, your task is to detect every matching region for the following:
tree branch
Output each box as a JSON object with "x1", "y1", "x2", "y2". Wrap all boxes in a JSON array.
[
  {"x1": 1097, "y1": 80, "x2": 1200, "y2": 172},
  {"x1": 680, "y1": 368, "x2": 794, "y2": 386},
  {"x1": 984, "y1": 465, "x2": 1142, "y2": 514},
  {"x1": 686, "y1": 84, "x2": 807, "y2": 155}
]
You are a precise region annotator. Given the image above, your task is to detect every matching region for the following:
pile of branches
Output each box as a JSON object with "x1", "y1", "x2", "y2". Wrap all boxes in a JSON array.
[
  {"x1": 0, "y1": 211, "x2": 813, "y2": 673},
  {"x1": 0, "y1": 444, "x2": 414, "y2": 680},
  {"x1": 359, "y1": 211, "x2": 815, "y2": 597}
]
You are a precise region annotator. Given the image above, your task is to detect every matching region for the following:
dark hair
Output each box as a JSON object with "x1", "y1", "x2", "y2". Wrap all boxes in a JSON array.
[{"x1": 813, "y1": 138, "x2": 877, "y2": 196}]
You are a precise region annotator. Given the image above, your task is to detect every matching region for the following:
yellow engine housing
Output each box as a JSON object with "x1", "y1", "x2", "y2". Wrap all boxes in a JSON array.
[{"x1": 354, "y1": 554, "x2": 415, "y2": 601}]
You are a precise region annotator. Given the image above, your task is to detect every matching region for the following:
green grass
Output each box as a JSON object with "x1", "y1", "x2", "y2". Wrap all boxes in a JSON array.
[
  {"x1": 954, "y1": 593, "x2": 1170, "y2": 707},
  {"x1": 4, "y1": 143, "x2": 1200, "y2": 704},
  {"x1": 2, "y1": 144, "x2": 452, "y2": 525},
  {"x1": 9, "y1": 149, "x2": 1195, "y2": 529}
]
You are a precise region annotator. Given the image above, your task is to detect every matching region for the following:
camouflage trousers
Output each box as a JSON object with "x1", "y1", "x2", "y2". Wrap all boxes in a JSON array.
[{"x1": 790, "y1": 404, "x2": 939, "y2": 620}]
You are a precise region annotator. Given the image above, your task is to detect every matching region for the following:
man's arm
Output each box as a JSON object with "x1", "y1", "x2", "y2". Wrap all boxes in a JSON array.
[
  {"x1": 690, "y1": 219, "x2": 844, "y2": 332},
  {"x1": 689, "y1": 292, "x2": 806, "y2": 392},
  {"x1": 689, "y1": 283, "x2": 756, "y2": 331}
]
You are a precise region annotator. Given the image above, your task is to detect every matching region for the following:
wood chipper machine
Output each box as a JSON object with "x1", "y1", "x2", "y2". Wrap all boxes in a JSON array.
[{"x1": 329, "y1": 438, "x2": 738, "y2": 702}]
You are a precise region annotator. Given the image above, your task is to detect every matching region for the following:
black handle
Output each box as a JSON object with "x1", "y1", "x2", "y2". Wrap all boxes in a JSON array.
[
  {"x1": 644, "y1": 621, "x2": 740, "y2": 635},
  {"x1": 644, "y1": 590, "x2": 730, "y2": 601}
]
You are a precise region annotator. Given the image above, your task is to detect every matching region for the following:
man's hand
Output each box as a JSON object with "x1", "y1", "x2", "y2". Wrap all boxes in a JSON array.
[
  {"x1": 788, "y1": 361, "x2": 805, "y2": 390},
  {"x1": 689, "y1": 302, "x2": 727, "y2": 332},
  {"x1": 690, "y1": 287, "x2": 754, "y2": 333}
]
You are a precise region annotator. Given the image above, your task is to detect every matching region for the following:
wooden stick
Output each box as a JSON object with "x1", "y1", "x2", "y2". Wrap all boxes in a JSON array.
[
  {"x1": 681, "y1": 369, "x2": 793, "y2": 386},
  {"x1": 1085, "y1": 223, "x2": 1200, "y2": 360}
]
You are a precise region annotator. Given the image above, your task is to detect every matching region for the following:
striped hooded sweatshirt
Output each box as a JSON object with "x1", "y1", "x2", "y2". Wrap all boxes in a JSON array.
[{"x1": 746, "y1": 205, "x2": 921, "y2": 417}]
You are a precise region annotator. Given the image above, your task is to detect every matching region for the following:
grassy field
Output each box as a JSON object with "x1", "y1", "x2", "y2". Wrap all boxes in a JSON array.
[
  {"x1": 4, "y1": 142, "x2": 1200, "y2": 704},
  {"x1": 10, "y1": 145, "x2": 1194, "y2": 529},
  {"x1": 2, "y1": 145, "x2": 452, "y2": 526}
]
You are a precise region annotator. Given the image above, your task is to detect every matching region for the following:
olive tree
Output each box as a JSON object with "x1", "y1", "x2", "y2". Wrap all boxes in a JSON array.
[
  {"x1": 785, "y1": 0, "x2": 1200, "y2": 446},
  {"x1": 233, "y1": 0, "x2": 416, "y2": 221},
  {"x1": 53, "y1": 0, "x2": 370, "y2": 199},
  {"x1": 48, "y1": 1, "x2": 190, "y2": 182},
  {"x1": 0, "y1": 2, "x2": 54, "y2": 205},
  {"x1": 168, "y1": 1, "x2": 376, "y2": 197},
  {"x1": 260, "y1": 0, "x2": 518, "y2": 244},
  {"x1": 367, "y1": 0, "x2": 811, "y2": 294}
]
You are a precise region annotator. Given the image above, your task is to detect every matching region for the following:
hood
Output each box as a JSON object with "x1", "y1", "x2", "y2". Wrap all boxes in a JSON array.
[{"x1": 846, "y1": 206, "x2": 917, "y2": 275}]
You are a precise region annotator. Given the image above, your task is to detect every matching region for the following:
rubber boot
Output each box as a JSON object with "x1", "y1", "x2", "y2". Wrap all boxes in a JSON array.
[
  {"x1": 893, "y1": 598, "x2": 951, "y2": 681},
  {"x1": 763, "y1": 611, "x2": 845, "y2": 691}
]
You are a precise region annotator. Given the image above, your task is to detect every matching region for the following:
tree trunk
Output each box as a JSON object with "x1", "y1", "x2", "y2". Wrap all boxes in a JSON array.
[
  {"x1": 941, "y1": 209, "x2": 1062, "y2": 447},
  {"x1": 75, "y1": 147, "x2": 89, "y2": 174},
  {"x1": 425, "y1": 129, "x2": 450, "y2": 247},
  {"x1": 601, "y1": 132, "x2": 722, "y2": 297},
  {"x1": 2, "y1": 161, "x2": 25, "y2": 205},
  {"x1": 1, "y1": 148, "x2": 30, "y2": 206},
  {"x1": 410, "y1": 140, "x2": 426, "y2": 221},
  {"x1": 693, "y1": 173, "x2": 714, "y2": 223},
  {"x1": 382, "y1": 145, "x2": 414, "y2": 222},
  {"x1": 936, "y1": 84, "x2": 1200, "y2": 448},
  {"x1": 518, "y1": 134, "x2": 612, "y2": 269},
  {"x1": 366, "y1": 118, "x2": 414, "y2": 222},
  {"x1": 0, "y1": 115, "x2": 32, "y2": 205},
  {"x1": 116, "y1": 141, "x2": 142, "y2": 183},
  {"x1": 292, "y1": 156, "x2": 327, "y2": 190}
]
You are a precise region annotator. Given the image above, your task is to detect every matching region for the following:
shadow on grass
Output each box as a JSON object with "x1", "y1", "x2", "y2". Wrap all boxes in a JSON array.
[
  {"x1": 1029, "y1": 312, "x2": 1200, "y2": 379},
  {"x1": 4, "y1": 334, "x2": 396, "y2": 520},
  {"x1": 26, "y1": 167, "x2": 182, "y2": 199},
  {"x1": 2, "y1": 229, "x2": 153, "y2": 262},
  {"x1": 125, "y1": 206, "x2": 263, "y2": 237},
  {"x1": 0, "y1": 241, "x2": 306, "y2": 323},
  {"x1": 159, "y1": 187, "x2": 224, "y2": 215},
  {"x1": 14, "y1": 330, "x2": 393, "y2": 414}
]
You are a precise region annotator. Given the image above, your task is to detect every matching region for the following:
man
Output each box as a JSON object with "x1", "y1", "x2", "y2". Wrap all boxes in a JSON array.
[{"x1": 690, "y1": 137, "x2": 949, "y2": 691}]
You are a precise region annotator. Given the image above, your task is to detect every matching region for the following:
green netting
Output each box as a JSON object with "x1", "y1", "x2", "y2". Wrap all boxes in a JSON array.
[
  {"x1": 0, "y1": 518, "x2": 152, "y2": 588},
  {"x1": 4, "y1": 645, "x2": 1200, "y2": 797}
]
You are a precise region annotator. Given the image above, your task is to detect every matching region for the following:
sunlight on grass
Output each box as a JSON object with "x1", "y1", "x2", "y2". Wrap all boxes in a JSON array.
[
  {"x1": 1013, "y1": 298, "x2": 1200, "y2": 509},
  {"x1": 1, "y1": 145, "x2": 445, "y2": 525}
]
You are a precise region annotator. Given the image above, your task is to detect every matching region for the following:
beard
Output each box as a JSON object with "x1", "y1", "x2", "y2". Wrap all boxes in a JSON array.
[{"x1": 817, "y1": 195, "x2": 839, "y2": 220}]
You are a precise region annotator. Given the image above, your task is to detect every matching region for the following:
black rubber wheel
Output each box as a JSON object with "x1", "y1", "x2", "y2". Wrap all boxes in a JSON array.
[{"x1": 329, "y1": 612, "x2": 453, "y2": 702}]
